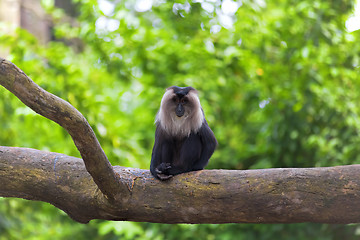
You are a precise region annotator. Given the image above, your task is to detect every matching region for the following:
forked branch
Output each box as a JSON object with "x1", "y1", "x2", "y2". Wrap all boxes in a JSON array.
[
  {"x1": 2, "y1": 58, "x2": 360, "y2": 224},
  {"x1": 0, "y1": 58, "x2": 127, "y2": 201}
]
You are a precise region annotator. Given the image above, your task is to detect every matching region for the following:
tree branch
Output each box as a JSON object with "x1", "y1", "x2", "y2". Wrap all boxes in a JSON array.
[
  {"x1": 2, "y1": 58, "x2": 360, "y2": 224},
  {"x1": 1, "y1": 146, "x2": 360, "y2": 224},
  {"x1": 0, "y1": 58, "x2": 126, "y2": 201}
]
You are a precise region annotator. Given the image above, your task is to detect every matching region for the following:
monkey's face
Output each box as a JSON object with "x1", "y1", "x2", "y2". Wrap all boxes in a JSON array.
[
  {"x1": 164, "y1": 86, "x2": 197, "y2": 119},
  {"x1": 157, "y1": 86, "x2": 204, "y2": 136},
  {"x1": 172, "y1": 94, "x2": 188, "y2": 117}
]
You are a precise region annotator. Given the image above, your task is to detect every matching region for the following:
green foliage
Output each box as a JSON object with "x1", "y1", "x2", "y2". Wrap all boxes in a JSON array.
[{"x1": 1, "y1": 0, "x2": 360, "y2": 239}]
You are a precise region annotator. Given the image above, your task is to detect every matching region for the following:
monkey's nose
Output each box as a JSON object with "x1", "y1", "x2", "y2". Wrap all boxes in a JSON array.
[{"x1": 175, "y1": 104, "x2": 184, "y2": 117}]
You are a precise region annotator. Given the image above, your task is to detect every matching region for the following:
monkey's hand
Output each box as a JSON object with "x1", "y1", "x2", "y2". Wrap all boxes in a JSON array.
[{"x1": 155, "y1": 163, "x2": 173, "y2": 180}]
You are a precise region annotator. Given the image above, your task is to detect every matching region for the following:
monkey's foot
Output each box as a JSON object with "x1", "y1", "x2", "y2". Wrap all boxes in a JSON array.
[
  {"x1": 155, "y1": 163, "x2": 172, "y2": 180},
  {"x1": 156, "y1": 173, "x2": 173, "y2": 180}
]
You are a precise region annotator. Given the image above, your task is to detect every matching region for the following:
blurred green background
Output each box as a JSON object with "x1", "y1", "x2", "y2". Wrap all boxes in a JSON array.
[{"x1": 1, "y1": 0, "x2": 360, "y2": 239}]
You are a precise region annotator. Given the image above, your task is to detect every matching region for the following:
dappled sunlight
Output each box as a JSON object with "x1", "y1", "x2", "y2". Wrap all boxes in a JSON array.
[{"x1": 346, "y1": 0, "x2": 360, "y2": 32}]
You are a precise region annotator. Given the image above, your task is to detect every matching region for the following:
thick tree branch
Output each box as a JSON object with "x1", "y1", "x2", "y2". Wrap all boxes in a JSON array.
[
  {"x1": 2, "y1": 59, "x2": 360, "y2": 224},
  {"x1": 0, "y1": 58, "x2": 126, "y2": 201},
  {"x1": 1, "y1": 146, "x2": 360, "y2": 224}
]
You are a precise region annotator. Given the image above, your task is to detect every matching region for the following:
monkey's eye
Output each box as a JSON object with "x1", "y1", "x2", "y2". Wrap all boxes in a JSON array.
[
  {"x1": 172, "y1": 97, "x2": 177, "y2": 102},
  {"x1": 181, "y1": 98, "x2": 188, "y2": 104}
]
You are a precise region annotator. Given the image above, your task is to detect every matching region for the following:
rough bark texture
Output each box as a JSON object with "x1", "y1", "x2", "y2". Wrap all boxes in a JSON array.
[
  {"x1": 0, "y1": 58, "x2": 126, "y2": 201},
  {"x1": 1, "y1": 146, "x2": 360, "y2": 224},
  {"x1": 1, "y1": 58, "x2": 360, "y2": 224}
]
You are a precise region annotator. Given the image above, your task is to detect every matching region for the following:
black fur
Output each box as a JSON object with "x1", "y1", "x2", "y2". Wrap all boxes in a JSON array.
[
  {"x1": 150, "y1": 119, "x2": 217, "y2": 180},
  {"x1": 169, "y1": 86, "x2": 195, "y2": 97}
]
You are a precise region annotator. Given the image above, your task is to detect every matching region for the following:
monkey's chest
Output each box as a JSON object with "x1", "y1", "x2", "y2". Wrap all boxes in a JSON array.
[
  {"x1": 171, "y1": 139, "x2": 184, "y2": 166},
  {"x1": 170, "y1": 138, "x2": 200, "y2": 167}
]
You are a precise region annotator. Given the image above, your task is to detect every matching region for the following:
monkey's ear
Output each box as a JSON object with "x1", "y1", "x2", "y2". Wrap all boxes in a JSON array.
[
  {"x1": 166, "y1": 86, "x2": 176, "y2": 91},
  {"x1": 188, "y1": 88, "x2": 198, "y2": 95}
]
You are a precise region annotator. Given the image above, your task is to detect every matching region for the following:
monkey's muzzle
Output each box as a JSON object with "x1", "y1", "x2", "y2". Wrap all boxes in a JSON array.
[{"x1": 175, "y1": 104, "x2": 185, "y2": 117}]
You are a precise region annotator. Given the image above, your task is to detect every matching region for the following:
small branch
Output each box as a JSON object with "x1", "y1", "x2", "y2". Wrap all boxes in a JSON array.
[
  {"x1": 1, "y1": 146, "x2": 360, "y2": 224},
  {"x1": 0, "y1": 58, "x2": 126, "y2": 201}
]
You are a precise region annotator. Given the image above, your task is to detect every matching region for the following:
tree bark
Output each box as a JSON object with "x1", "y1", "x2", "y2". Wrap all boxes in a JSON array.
[
  {"x1": 1, "y1": 146, "x2": 360, "y2": 224},
  {"x1": 1, "y1": 58, "x2": 360, "y2": 224},
  {"x1": 0, "y1": 58, "x2": 126, "y2": 202}
]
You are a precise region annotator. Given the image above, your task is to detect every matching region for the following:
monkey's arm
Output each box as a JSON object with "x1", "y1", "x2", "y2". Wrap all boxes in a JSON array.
[
  {"x1": 192, "y1": 121, "x2": 217, "y2": 170},
  {"x1": 150, "y1": 126, "x2": 175, "y2": 180},
  {"x1": 150, "y1": 126, "x2": 163, "y2": 178},
  {"x1": 151, "y1": 145, "x2": 172, "y2": 180}
]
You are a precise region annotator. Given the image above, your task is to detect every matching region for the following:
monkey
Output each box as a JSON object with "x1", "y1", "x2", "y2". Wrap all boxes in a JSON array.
[{"x1": 150, "y1": 86, "x2": 217, "y2": 180}]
